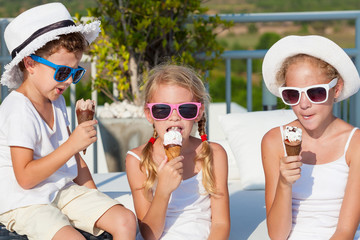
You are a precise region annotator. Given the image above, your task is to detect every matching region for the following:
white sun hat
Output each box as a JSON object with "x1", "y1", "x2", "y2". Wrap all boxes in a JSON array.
[
  {"x1": 262, "y1": 35, "x2": 360, "y2": 102},
  {"x1": 1, "y1": 2, "x2": 101, "y2": 89}
]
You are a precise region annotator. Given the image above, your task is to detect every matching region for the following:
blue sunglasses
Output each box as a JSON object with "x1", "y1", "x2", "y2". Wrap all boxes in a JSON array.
[{"x1": 30, "y1": 54, "x2": 86, "y2": 84}]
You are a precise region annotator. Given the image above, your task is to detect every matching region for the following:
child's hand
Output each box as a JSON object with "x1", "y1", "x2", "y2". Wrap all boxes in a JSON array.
[
  {"x1": 156, "y1": 156, "x2": 184, "y2": 196},
  {"x1": 68, "y1": 119, "x2": 97, "y2": 153},
  {"x1": 279, "y1": 155, "x2": 302, "y2": 186}
]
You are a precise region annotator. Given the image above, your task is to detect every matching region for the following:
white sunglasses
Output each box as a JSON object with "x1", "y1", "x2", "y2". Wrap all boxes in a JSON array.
[{"x1": 279, "y1": 78, "x2": 338, "y2": 106}]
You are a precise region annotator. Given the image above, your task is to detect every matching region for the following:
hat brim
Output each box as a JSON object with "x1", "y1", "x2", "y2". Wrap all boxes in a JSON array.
[
  {"x1": 1, "y1": 20, "x2": 100, "y2": 89},
  {"x1": 262, "y1": 35, "x2": 360, "y2": 102}
]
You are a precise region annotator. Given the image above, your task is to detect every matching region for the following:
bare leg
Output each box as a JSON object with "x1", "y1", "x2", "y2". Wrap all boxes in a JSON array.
[
  {"x1": 95, "y1": 205, "x2": 137, "y2": 240},
  {"x1": 52, "y1": 225, "x2": 85, "y2": 240}
]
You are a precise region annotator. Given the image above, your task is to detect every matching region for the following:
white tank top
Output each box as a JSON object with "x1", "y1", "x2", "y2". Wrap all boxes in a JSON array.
[
  {"x1": 127, "y1": 151, "x2": 211, "y2": 240},
  {"x1": 280, "y1": 127, "x2": 360, "y2": 239}
]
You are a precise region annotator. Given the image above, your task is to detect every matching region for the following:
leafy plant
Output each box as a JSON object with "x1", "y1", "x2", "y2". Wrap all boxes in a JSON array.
[{"x1": 85, "y1": 0, "x2": 232, "y2": 105}]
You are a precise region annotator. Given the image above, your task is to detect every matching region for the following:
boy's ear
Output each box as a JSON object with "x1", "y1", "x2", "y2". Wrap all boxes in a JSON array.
[{"x1": 23, "y1": 56, "x2": 36, "y2": 73}]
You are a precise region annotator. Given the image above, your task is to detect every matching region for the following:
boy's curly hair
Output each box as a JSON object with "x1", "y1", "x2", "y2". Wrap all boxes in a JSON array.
[{"x1": 19, "y1": 32, "x2": 88, "y2": 71}]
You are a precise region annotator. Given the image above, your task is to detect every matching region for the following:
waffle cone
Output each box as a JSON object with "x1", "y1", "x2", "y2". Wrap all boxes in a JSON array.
[
  {"x1": 285, "y1": 141, "x2": 301, "y2": 156},
  {"x1": 76, "y1": 109, "x2": 95, "y2": 123},
  {"x1": 164, "y1": 144, "x2": 181, "y2": 161},
  {"x1": 76, "y1": 109, "x2": 95, "y2": 155}
]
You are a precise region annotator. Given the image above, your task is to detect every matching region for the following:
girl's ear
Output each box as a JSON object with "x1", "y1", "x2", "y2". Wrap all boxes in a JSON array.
[
  {"x1": 195, "y1": 104, "x2": 205, "y2": 122},
  {"x1": 334, "y1": 77, "x2": 344, "y2": 101},
  {"x1": 144, "y1": 106, "x2": 154, "y2": 124}
]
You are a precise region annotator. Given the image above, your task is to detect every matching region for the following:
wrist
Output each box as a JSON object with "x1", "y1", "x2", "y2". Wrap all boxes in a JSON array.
[
  {"x1": 62, "y1": 138, "x2": 78, "y2": 156},
  {"x1": 278, "y1": 178, "x2": 293, "y2": 191},
  {"x1": 154, "y1": 187, "x2": 171, "y2": 201}
]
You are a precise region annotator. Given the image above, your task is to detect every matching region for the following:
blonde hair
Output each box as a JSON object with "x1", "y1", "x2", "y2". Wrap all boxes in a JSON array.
[
  {"x1": 140, "y1": 63, "x2": 216, "y2": 197},
  {"x1": 276, "y1": 54, "x2": 339, "y2": 86}
]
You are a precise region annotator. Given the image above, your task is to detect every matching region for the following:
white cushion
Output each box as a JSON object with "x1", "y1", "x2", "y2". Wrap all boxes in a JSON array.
[
  {"x1": 219, "y1": 110, "x2": 297, "y2": 190},
  {"x1": 207, "y1": 102, "x2": 246, "y2": 181}
]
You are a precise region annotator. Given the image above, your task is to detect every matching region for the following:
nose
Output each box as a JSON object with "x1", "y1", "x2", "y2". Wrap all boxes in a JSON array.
[
  {"x1": 298, "y1": 92, "x2": 311, "y2": 109},
  {"x1": 64, "y1": 75, "x2": 74, "y2": 85},
  {"x1": 168, "y1": 108, "x2": 181, "y2": 121}
]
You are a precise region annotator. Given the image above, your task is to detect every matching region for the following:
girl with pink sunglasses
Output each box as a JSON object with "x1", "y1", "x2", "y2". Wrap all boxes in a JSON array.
[
  {"x1": 126, "y1": 63, "x2": 230, "y2": 240},
  {"x1": 262, "y1": 35, "x2": 360, "y2": 239}
]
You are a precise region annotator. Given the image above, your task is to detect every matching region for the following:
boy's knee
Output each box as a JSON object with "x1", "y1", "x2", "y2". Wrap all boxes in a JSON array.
[
  {"x1": 120, "y1": 208, "x2": 137, "y2": 229},
  {"x1": 107, "y1": 205, "x2": 137, "y2": 228},
  {"x1": 53, "y1": 225, "x2": 86, "y2": 240},
  {"x1": 107, "y1": 206, "x2": 137, "y2": 237}
]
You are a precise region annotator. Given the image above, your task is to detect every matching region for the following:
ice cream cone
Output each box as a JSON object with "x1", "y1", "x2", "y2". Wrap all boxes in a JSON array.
[
  {"x1": 164, "y1": 144, "x2": 181, "y2": 161},
  {"x1": 283, "y1": 126, "x2": 302, "y2": 156},
  {"x1": 163, "y1": 128, "x2": 182, "y2": 161},
  {"x1": 284, "y1": 140, "x2": 301, "y2": 156},
  {"x1": 76, "y1": 99, "x2": 95, "y2": 155},
  {"x1": 76, "y1": 109, "x2": 95, "y2": 123}
]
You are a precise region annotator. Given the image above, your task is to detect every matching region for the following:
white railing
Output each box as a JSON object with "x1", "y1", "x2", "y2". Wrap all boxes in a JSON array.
[{"x1": 2, "y1": 10, "x2": 360, "y2": 173}]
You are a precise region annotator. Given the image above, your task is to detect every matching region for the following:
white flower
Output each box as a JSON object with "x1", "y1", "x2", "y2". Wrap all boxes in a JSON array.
[{"x1": 99, "y1": 101, "x2": 145, "y2": 118}]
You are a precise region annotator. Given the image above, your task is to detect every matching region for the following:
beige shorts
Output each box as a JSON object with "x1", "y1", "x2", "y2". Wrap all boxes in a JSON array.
[{"x1": 0, "y1": 184, "x2": 119, "y2": 240}]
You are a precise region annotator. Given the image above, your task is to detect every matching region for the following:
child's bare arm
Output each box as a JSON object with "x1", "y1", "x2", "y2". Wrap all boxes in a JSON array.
[
  {"x1": 73, "y1": 152, "x2": 96, "y2": 188},
  {"x1": 126, "y1": 147, "x2": 183, "y2": 240},
  {"x1": 10, "y1": 120, "x2": 97, "y2": 189},
  {"x1": 262, "y1": 127, "x2": 301, "y2": 239},
  {"x1": 69, "y1": 127, "x2": 96, "y2": 189},
  {"x1": 331, "y1": 130, "x2": 360, "y2": 239},
  {"x1": 207, "y1": 142, "x2": 230, "y2": 240}
]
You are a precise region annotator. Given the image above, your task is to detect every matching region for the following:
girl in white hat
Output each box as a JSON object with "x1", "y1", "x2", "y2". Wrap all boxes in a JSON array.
[
  {"x1": 261, "y1": 35, "x2": 360, "y2": 239},
  {"x1": 0, "y1": 3, "x2": 136, "y2": 240}
]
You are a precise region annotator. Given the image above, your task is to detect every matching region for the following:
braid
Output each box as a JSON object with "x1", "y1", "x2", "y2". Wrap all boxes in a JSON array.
[
  {"x1": 140, "y1": 126, "x2": 159, "y2": 199},
  {"x1": 196, "y1": 115, "x2": 217, "y2": 195},
  {"x1": 197, "y1": 115, "x2": 206, "y2": 136}
]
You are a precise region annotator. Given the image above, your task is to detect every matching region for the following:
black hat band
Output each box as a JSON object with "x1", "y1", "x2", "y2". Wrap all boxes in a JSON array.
[{"x1": 11, "y1": 19, "x2": 75, "y2": 59}]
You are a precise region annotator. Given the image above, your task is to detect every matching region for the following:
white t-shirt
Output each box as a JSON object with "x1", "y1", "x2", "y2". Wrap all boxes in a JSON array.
[{"x1": 0, "y1": 91, "x2": 77, "y2": 214}]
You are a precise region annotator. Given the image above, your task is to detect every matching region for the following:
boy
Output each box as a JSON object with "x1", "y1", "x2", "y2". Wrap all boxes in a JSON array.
[{"x1": 0, "y1": 3, "x2": 136, "y2": 240}]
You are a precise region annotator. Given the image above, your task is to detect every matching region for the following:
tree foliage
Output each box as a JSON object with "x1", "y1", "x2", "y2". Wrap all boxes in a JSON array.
[{"x1": 86, "y1": 0, "x2": 232, "y2": 105}]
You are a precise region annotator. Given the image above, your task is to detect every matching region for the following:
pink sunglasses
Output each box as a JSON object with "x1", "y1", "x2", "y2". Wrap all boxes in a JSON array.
[{"x1": 146, "y1": 102, "x2": 201, "y2": 120}]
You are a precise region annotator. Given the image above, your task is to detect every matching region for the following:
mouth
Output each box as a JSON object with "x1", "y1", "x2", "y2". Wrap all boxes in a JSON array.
[
  {"x1": 167, "y1": 126, "x2": 182, "y2": 132},
  {"x1": 56, "y1": 87, "x2": 65, "y2": 95},
  {"x1": 302, "y1": 114, "x2": 314, "y2": 120}
]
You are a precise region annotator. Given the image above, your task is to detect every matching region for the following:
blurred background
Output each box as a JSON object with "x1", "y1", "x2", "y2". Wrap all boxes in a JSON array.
[{"x1": 1, "y1": 0, "x2": 360, "y2": 111}]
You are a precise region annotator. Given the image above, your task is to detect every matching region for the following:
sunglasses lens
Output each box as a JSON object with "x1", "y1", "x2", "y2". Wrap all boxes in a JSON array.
[
  {"x1": 151, "y1": 104, "x2": 171, "y2": 119},
  {"x1": 73, "y1": 69, "x2": 85, "y2": 83},
  {"x1": 55, "y1": 67, "x2": 71, "y2": 82},
  {"x1": 282, "y1": 89, "x2": 300, "y2": 105},
  {"x1": 307, "y1": 87, "x2": 327, "y2": 102},
  {"x1": 179, "y1": 104, "x2": 198, "y2": 119}
]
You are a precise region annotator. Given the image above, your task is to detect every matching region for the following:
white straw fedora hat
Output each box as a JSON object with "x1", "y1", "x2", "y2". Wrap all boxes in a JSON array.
[
  {"x1": 1, "y1": 2, "x2": 101, "y2": 89},
  {"x1": 262, "y1": 35, "x2": 360, "y2": 102}
]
